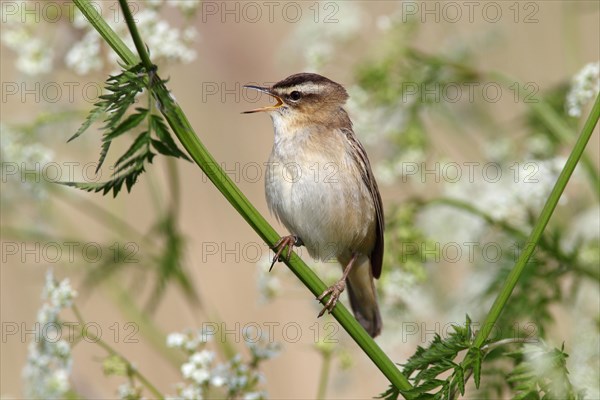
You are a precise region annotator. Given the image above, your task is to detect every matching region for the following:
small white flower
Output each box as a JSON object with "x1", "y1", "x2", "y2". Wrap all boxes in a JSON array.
[
  {"x1": 167, "y1": 332, "x2": 187, "y2": 348},
  {"x1": 183, "y1": 27, "x2": 198, "y2": 42},
  {"x1": 53, "y1": 340, "x2": 71, "y2": 360},
  {"x1": 15, "y1": 38, "x2": 54, "y2": 76},
  {"x1": 286, "y1": 1, "x2": 362, "y2": 70},
  {"x1": 181, "y1": 362, "x2": 195, "y2": 379},
  {"x1": 256, "y1": 255, "x2": 281, "y2": 303},
  {"x1": 190, "y1": 350, "x2": 214, "y2": 367},
  {"x1": 210, "y1": 374, "x2": 226, "y2": 387},
  {"x1": 65, "y1": 31, "x2": 103, "y2": 75},
  {"x1": 117, "y1": 382, "x2": 137, "y2": 399},
  {"x1": 183, "y1": 336, "x2": 200, "y2": 352},
  {"x1": 72, "y1": 8, "x2": 90, "y2": 29},
  {"x1": 180, "y1": 384, "x2": 202, "y2": 400},
  {"x1": 167, "y1": 0, "x2": 201, "y2": 14},
  {"x1": 24, "y1": 271, "x2": 76, "y2": 399},
  {"x1": 190, "y1": 368, "x2": 210, "y2": 384},
  {"x1": 47, "y1": 369, "x2": 70, "y2": 395},
  {"x1": 1, "y1": 26, "x2": 29, "y2": 48},
  {"x1": 566, "y1": 61, "x2": 599, "y2": 117},
  {"x1": 44, "y1": 272, "x2": 77, "y2": 309},
  {"x1": 376, "y1": 15, "x2": 392, "y2": 31}
]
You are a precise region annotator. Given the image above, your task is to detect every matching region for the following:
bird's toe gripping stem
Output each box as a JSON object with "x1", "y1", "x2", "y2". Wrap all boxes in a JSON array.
[{"x1": 270, "y1": 235, "x2": 303, "y2": 271}]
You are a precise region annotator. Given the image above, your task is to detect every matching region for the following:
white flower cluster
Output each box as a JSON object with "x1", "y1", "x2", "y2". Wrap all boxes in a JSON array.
[
  {"x1": 66, "y1": 6, "x2": 198, "y2": 76},
  {"x1": 64, "y1": 30, "x2": 103, "y2": 75},
  {"x1": 566, "y1": 61, "x2": 600, "y2": 117},
  {"x1": 0, "y1": 1, "x2": 199, "y2": 76},
  {"x1": 286, "y1": 1, "x2": 362, "y2": 70},
  {"x1": 23, "y1": 270, "x2": 77, "y2": 399},
  {"x1": 117, "y1": 381, "x2": 144, "y2": 400},
  {"x1": 0, "y1": 123, "x2": 55, "y2": 201},
  {"x1": 244, "y1": 327, "x2": 281, "y2": 362},
  {"x1": 166, "y1": 0, "x2": 201, "y2": 14},
  {"x1": 446, "y1": 158, "x2": 566, "y2": 232},
  {"x1": 1, "y1": 11, "x2": 53, "y2": 76},
  {"x1": 256, "y1": 255, "x2": 281, "y2": 304},
  {"x1": 417, "y1": 157, "x2": 570, "y2": 264},
  {"x1": 166, "y1": 328, "x2": 279, "y2": 399}
]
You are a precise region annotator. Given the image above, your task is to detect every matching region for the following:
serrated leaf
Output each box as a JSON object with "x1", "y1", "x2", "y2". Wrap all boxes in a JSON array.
[
  {"x1": 150, "y1": 138, "x2": 175, "y2": 157},
  {"x1": 63, "y1": 63, "x2": 185, "y2": 198},
  {"x1": 114, "y1": 131, "x2": 150, "y2": 167},
  {"x1": 67, "y1": 104, "x2": 105, "y2": 142},
  {"x1": 96, "y1": 140, "x2": 111, "y2": 173},
  {"x1": 57, "y1": 180, "x2": 108, "y2": 193},
  {"x1": 454, "y1": 364, "x2": 465, "y2": 395},
  {"x1": 103, "y1": 108, "x2": 148, "y2": 142},
  {"x1": 473, "y1": 348, "x2": 482, "y2": 388},
  {"x1": 376, "y1": 385, "x2": 399, "y2": 400},
  {"x1": 150, "y1": 114, "x2": 190, "y2": 161}
]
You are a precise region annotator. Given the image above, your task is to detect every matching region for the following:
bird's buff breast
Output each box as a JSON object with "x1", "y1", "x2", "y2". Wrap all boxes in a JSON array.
[{"x1": 265, "y1": 127, "x2": 376, "y2": 261}]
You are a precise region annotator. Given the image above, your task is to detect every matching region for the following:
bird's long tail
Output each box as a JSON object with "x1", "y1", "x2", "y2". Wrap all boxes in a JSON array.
[{"x1": 345, "y1": 257, "x2": 382, "y2": 337}]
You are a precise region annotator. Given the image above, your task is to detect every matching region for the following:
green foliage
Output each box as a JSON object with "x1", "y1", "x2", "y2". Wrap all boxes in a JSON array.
[
  {"x1": 145, "y1": 212, "x2": 200, "y2": 313},
  {"x1": 383, "y1": 202, "x2": 431, "y2": 279},
  {"x1": 62, "y1": 63, "x2": 190, "y2": 197},
  {"x1": 380, "y1": 319, "x2": 586, "y2": 400},
  {"x1": 506, "y1": 342, "x2": 585, "y2": 400},
  {"x1": 379, "y1": 317, "x2": 483, "y2": 400},
  {"x1": 402, "y1": 316, "x2": 478, "y2": 399},
  {"x1": 523, "y1": 83, "x2": 577, "y2": 158}
]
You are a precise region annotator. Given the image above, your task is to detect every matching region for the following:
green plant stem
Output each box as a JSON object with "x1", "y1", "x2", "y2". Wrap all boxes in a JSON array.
[
  {"x1": 105, "y1": 276, "x2": 184, "y2": 368},
  {"x1": 166, "y1": 157, "x2": 181, "y2": 218},
  {"x1": 422, "y1": 197, "x2": 600, "y2": 282},
  {"x1": 72, "y1": 305, "x2": 165, "y2": 399},
  {"x1": 73, "y1": 0, "x2": 413, "y2": 394},
  {"x1": 499, "y1": 76, "x2": 600, "y2": 198},
  {"x1": 117, "y1": 0, "x2": 153, "y2": 70},
  {"x1": 73, "y1": 0, "x2": 137, "y2": 65},
  {"x1": 316, "y1": 351, "x2": 332, "y2": 399},
  {"x1": 472, "y1": 93, "x2": 600, "y2": 349}
]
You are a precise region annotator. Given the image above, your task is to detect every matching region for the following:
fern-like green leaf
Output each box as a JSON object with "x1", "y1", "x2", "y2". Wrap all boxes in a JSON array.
[
  {"x1": 62, "y1": 63, "x2": 190, "y2": 197},
  {"x1": 150, "y1": 114, "x2": 190, "y2": 161},
  {"x1": 104, "y1": 108, "x2": 148, "y2": 142},
  {"x1": 67, "y1": 104, "x2": 106, "y2": 142}
]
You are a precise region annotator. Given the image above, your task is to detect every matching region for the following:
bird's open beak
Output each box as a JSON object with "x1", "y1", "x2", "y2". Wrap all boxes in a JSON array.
[{"x1": 242, "y1": 85, "x2": 284, "y2": 113}]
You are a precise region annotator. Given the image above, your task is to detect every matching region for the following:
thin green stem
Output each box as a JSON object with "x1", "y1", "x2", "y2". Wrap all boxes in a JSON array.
[
  {"x1": 73, "y1": 0, "x2": 137, "y2": 65},
  {"x1": 490, "y1": 73, "x2": 599, "y2": 199},
  {"x1": 166, "y1": 157, "x2": 181, "y2": 218},
  {"x1": 422, "y1": 197, "x2": 599, "y2": 282},
  {"x1": 472, "y1": 93, "x2": 600, "y2": 349},
  {"x1": 316, "y1": 352, "x2": 332, "y2": 399},
  {"x1": 476, "y1": 67, "x2": 598, "y2": 197},
  {"x1": 72, "y1": 305, "x2": 165, "y2": 399},
  {"x1": 117, "y1": 0, "x2": 153, "y2": 70},
  {"x1": 72, "y1": 0, "x2": 414, "y2": 394},
  {"x1": 55, "y1": 188, "x2": 147, "y2": 240},
  {"x1": 105, "y1": 276, "x2": 184, "y2": 368}
]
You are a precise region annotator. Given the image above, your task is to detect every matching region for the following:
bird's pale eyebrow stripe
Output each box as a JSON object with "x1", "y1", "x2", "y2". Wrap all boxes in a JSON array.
[{"x1": 278, "y1": 82, "x2": 325, "y2": 95}]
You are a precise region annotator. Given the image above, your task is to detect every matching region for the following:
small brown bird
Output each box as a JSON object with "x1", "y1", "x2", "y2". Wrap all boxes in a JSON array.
[{"x1": 244, "y1": 73, "x2": 384, "y2": 337}]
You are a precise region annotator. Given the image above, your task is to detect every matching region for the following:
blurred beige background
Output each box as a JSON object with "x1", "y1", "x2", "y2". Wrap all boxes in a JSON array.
[{"x1": 1, "y1": 1, "x2": 599, "y2": 399}]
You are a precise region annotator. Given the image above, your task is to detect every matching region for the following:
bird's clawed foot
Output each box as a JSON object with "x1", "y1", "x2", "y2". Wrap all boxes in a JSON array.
[
  {"x1": 270, "y1": 235, "x2": 303, "y2": 271},
  {"x1": 317, "y1": 280, "x2": 346, "y2": 317}
]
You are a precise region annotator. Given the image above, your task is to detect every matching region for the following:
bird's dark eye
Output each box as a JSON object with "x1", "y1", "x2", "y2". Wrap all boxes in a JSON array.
[{"x1": 289, "y1": 91, "x2": 302, "y2": 101}]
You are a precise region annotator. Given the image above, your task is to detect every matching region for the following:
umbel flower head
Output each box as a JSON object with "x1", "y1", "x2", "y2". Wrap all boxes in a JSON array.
[{"x1": 23, "y1": 270, "x2": 77, "y2": 399}]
